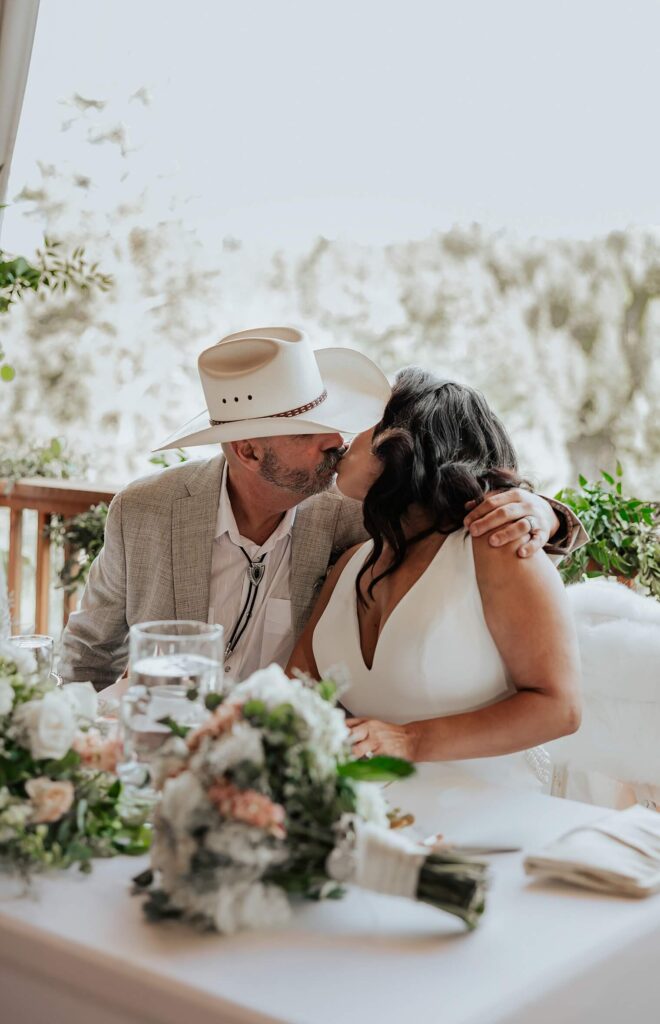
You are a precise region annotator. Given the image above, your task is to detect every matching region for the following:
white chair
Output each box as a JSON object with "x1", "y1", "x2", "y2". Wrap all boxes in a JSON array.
[{"x1": 547, "y1": 578, "x2": 660, "y2": 810}]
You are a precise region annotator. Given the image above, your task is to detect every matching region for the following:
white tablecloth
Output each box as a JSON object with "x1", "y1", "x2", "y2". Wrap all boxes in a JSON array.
[{"x1": 1, "y1": 764, "x2": 659, "y2": 1024}]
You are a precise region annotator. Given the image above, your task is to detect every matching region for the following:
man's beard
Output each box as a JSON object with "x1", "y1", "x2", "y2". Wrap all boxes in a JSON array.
[{"x1": 259, "y1": 447, "x2": 342, "y2": 498}]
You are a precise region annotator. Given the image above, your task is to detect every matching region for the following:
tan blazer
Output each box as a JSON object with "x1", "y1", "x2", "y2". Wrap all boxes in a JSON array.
[
  {"x1": 58, "y1": 455, "x2": 585, "y2": 688},
  {"x1": 58, "y1": 456, "x2": 365, "y2": 688}
]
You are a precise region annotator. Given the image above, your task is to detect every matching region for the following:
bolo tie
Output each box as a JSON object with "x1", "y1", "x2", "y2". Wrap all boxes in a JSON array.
[{"x1": 224, "y1": 547, "x2": 268, "y2": 661}]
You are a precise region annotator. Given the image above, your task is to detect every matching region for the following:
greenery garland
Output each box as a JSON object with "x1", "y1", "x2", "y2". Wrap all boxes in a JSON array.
[{"x1": 556, "y1": 464, "x2": 660, "y2": 600}]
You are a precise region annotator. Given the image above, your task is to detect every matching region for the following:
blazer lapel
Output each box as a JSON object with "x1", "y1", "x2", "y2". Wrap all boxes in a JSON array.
[
  {"x1": 290, "y1": 496, "x2": 341, "y2": 638},
  {"x1": 172, "y1": 455, "x2": 223, "y2": 622}
]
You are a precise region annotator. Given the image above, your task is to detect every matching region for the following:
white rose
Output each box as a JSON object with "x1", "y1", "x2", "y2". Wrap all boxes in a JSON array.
[
  {"x1": 233, "y1": 664, "x2": 349, "y2": 771},
  {"x1": 0, "y1": 800, "x2": 32, "y2": 839},
  {"x1": 355, "y1": 782, "x2": 390, "y2": 828},
  {"x1": 62, "y1": 682, "x2": 98, "y2": 722},
  {"x1": 231, "y1": 663, "x2": 293, "y2": 705},
  {"x1": 15, "y1": 690, "x2": 77, "y2": 760},
  {"x1": 0, "y1": 678, "x2": 14, "y2": 716}
]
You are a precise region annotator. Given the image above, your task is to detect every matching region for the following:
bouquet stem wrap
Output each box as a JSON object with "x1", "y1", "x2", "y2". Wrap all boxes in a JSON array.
[
  {"x1": 327, "y1": 818, "x2": 487, "y2": 928},
  {"x1": 348, "y1": 821, "x2": 426, "y2": 899}
]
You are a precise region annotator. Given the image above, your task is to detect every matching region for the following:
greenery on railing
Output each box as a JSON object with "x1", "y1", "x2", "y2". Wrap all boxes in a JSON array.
[
  {"x1": 42, "y1": 452, "x2": 191, "y2": 591},
  {"x1": 0, "y1": 437, "x2": 84, "y2": 494},
  {"x1": 47, "y1": 504, "x2": 109, "y2": 593},
  {"x1": 556, "y1": 464, "x2": 660, "y2": 600}
]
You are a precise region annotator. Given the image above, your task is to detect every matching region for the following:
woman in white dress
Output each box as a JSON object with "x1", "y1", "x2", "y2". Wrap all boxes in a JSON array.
[{"x1": 287, "y1": 367, "x2": 581, "y2": 784}]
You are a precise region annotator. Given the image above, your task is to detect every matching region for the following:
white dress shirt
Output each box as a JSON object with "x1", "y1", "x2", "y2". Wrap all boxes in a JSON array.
[{"x1": 208, "y1": 464, "x2": 297, "y2": 682}]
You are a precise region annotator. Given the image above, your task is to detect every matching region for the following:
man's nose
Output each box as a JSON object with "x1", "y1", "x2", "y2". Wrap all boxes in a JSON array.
[{"x1": 319, "y1": 432, "x2": 345, "y2": 451}]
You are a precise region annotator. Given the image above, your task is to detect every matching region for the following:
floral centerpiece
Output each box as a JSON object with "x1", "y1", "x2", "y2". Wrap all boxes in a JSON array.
[
  {"x1": 0, "y1": 642, "x2": 149, "y2": 876},
  {"x1": 135, "y1": 665, "x2": 487, "y2": 933}
]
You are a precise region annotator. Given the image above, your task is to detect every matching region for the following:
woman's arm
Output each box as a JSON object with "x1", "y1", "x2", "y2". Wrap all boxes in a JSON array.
[
  {"x1": 349, "y1": 537, "x2": 581, "y2": 761},
  {"x1": 286, "y1": 544, "x2": 364, "y2": 679}
]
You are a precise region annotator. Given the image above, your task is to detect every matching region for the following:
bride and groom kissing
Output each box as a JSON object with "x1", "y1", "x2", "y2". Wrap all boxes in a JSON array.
[{"x1": 59, "y1": 326, "x2": 586, "y2": 787}]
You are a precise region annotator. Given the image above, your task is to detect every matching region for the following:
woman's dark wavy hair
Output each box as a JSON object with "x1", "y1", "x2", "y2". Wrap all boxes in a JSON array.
[{"x1": 357, "y1": 366, "x2": 525, "y2": 603}]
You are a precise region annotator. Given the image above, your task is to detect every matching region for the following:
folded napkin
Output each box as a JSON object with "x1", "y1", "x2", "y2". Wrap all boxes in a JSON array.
[{"x1": 524, "y1": 805, "x2": 660, "y2": 898}]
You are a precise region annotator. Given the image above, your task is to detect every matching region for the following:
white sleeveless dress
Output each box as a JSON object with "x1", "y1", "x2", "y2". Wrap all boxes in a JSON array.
[{"x1": 312, "y1": 529, "x2": 543, "y2": 790}]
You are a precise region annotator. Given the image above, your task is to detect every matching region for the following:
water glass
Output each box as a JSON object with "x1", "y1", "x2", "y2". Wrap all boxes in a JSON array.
[
  {"x1": 9, "y1": 634, "x2": 55, "y2": 681},
  {"x1": 122, "y1": 621, "x2": 221, "y2": 794},
  {"x1": 129, "y1": 620, "x2": 223, "y2": 697},
  {"x1": 119, "y1": 683, "x2": 207, "y2": 791}
]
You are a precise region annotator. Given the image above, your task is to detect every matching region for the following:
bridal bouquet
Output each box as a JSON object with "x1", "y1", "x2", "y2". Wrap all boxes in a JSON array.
[
  {"x1": 0, "y1": 642, "x2": 149, "y2": 876},
  {"x1": 135, "y1": 665, "x2": 487, "y2": 933}
]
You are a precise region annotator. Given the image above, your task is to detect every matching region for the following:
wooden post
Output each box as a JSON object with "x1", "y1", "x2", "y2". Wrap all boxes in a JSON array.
[
  {"x1": 0, "y1": 479, "x2": 118, "y2": 639},
  {"x1": 7, "y1": 508, "x2": 23, "y2": 634},
  {"x1": 35, "y1": 511, "x2": 51, "y2": 634},
  {"x1": 62, "y1": 541, "x2": 77, "y2": 628}
]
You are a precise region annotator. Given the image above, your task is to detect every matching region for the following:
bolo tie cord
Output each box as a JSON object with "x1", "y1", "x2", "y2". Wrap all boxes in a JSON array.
[{"x1": 224, "y1": 548, "x2": 267, "y2": 659}]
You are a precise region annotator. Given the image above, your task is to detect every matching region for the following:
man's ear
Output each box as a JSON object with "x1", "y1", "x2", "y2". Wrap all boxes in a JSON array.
[{"x1": 230, "y1": 438, "x2": 263, "y2": 471}]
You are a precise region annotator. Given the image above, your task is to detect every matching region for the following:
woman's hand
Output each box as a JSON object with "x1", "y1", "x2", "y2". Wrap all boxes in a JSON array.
[{"x1": 347, "y1": 717, "x2": 419, "y2": 761}]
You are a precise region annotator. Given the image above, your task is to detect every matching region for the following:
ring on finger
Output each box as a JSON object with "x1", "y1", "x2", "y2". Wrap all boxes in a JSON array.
[{"x1": 525, "y1": 515, "x2": 540, "y2": 537}]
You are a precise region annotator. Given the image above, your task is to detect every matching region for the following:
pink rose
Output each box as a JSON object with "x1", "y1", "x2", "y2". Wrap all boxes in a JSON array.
[
  {"x1": 186, "y1": 703, "x2": 243, "y2": 753},
  {"x1": 207, "y1": 779, "x2": 286, "y2": 838},
  {"x1": 73, "y1": 729, "x2": 121, "y2": 773},
  {"x1": 25, "y1": 777, "x2": 75, "y2": 824}
]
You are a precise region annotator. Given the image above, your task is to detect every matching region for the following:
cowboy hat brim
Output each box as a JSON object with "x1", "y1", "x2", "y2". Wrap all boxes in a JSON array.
[{"x1": 153, "y1": 347, "x2": 391, "y2": 450}]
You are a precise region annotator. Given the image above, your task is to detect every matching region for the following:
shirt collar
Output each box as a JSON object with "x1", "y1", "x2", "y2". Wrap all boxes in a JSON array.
[{"x1": 215, "y1": 462, "x2": 296, "y2": 555}]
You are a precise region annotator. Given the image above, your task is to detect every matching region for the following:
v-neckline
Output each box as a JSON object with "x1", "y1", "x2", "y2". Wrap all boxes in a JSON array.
[{"x1": 353, "y1": 535, "x2": 451, "y2": 673}]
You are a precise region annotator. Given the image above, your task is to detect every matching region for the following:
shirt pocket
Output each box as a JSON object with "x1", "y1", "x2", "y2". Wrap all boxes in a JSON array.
[{"x1": 260, "y1": 598, "x2": 294, "y2": 667}]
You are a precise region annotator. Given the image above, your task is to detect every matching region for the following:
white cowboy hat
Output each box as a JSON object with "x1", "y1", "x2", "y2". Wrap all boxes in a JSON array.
[{"x1": 154, "y1": 326, "x2": 391, "y2": 450}]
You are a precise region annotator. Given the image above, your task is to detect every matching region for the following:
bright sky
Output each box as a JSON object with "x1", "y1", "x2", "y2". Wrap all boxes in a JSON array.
[{"x1": 4, "y1": 0, "x2": 660, "y2": 251}]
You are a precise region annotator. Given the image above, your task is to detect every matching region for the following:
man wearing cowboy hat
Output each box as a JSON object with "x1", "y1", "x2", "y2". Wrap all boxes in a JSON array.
[{"x1": 59, "y1": 327, "x2": 585, "y2": 688}]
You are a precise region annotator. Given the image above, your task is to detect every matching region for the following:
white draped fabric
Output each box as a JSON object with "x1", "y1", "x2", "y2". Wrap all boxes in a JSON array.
[{"x1": 0, "y1": 0, "x2": 40, "y2": 217}]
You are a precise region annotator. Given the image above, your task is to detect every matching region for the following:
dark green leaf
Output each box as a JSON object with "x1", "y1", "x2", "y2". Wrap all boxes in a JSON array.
[
  {"x1": 338, "y1": 755, "x2": 416, "y2": 782},
  {"x1": 204, "y1": 692, "x2": 224, "y2": 711},
  {"x1": 132, "y1": 868, "x2": 154, "y2": 889},
  {"x1": 156, "y1": 715, "x2": 190, "y2": 738},
  {"x1": 243, "y1": 699, "x2": 267, "y2": 718}
]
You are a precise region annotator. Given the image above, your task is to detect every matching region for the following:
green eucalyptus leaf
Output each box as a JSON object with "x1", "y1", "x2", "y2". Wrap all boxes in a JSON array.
[
  {"x1": 317, "y1": 679, "x2": 337, "y2": 702},
  {"x1": 338, "y1": 755, "x2": 416, "y2": 782},
  {"x1": 156, "y1": 715, "x2": 190, "y2": 738}
]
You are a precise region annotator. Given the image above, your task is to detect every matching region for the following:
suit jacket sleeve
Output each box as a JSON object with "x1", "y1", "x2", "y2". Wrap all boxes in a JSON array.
[
  {"x1": 57, "y1": 491, "x2": 129, "y2": 689},
  {"x1": 544, "y1": 497, "x2": 589, "y2": 559}
]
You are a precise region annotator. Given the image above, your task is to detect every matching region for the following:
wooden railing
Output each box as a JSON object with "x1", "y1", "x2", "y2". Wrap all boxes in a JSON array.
[{"x1": 0, "y1": 478, "x2": 117, "y2": 635}]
